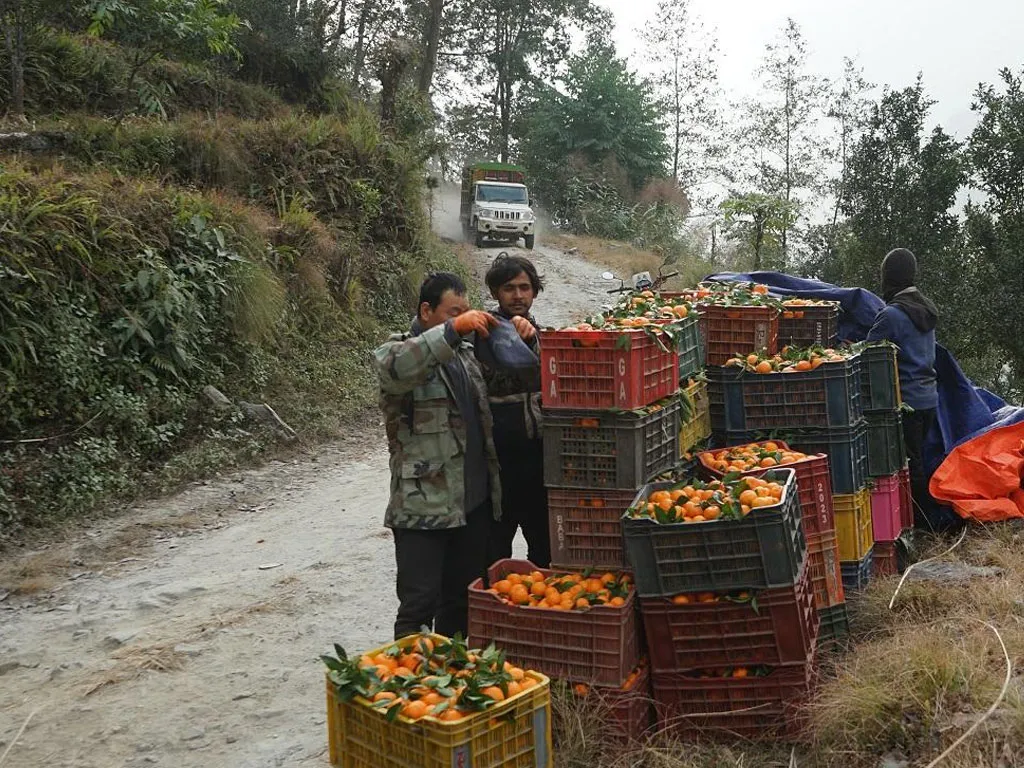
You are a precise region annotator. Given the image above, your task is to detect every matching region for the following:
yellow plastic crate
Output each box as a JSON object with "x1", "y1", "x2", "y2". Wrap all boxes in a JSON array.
[
  {"x1": 834, "y1": 488, "x2": 873, "y2": 562},
  {"x1": 679, "y1": 379, "x2": 711, "y2": 455},
  {"x1": 326, "y1": 634, "x2": 553, "y2": 768}
]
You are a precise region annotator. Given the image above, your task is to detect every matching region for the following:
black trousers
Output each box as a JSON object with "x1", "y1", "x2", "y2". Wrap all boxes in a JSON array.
[
  {"x1": 488, "y1": 434, "x2": 550, "y2": 568},
  {"x1": 903, "y1": 408, "x2": 940, "y2": 529},
  {"x1": 392, "y1": 500, "x2": 491, "y2": 640}
]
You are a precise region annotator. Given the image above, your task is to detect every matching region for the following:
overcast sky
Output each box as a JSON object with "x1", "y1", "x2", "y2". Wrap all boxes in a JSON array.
[{"x1": 606, "y1": 0, "x2": 1024, "y2": 139}]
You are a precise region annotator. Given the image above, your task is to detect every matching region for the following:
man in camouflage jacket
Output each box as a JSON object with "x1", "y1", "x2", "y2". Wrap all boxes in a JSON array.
[{"x1": 374, "y1": 272, "x2": 502, "y2": 640}]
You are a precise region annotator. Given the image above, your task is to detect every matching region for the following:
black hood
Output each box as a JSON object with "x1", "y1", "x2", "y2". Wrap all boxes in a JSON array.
[
  {"x1": 890, "y1": 287, "x2": 939, "y2": 333},
  {"x1": 881, "y1": 248, "x2": 918, "y2": 302}
]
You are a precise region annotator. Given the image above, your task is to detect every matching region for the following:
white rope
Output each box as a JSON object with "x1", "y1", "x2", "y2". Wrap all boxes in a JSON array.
[
  {"x1": 888, "y1": 526, "x2": 969, "y2": 611},
  {"x1": 922, "y1": 619, "x2": 1011, "y2": 768},
  {"x1": 0, "y1": 708, "x2": 38, "y2": 768}
]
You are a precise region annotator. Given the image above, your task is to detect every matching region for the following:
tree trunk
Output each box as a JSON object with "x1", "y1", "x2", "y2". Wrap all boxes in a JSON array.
[
  {"x1": 378, "y1": 38, "x2": 414, "y2": 129},
  {"x1": 417, "y1": 0, "x2": 444, "y2": 94},
  {"x1": 672, "y1": 55, "x2": 681, "y2": 180},
  {"x1": 753, "y1": 224, "x2": 764, "y2": 271},
  {"x1": 352, "y1": 1, "x2": 371, "y2": 88},
  {"x1": 4, "y1": 12, "x2": 26, "y2": 120}
]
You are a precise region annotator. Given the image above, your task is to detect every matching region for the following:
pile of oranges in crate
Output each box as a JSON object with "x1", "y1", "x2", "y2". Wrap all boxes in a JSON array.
[
  {"x1": 724, "y1": 347, "x2": 851, "y2": 374},
  {"x1": 324, "y1": 633, "x2": 538, "y2": 723},
  {"x1": 702, "y1": 442, "x2": 811, "y2": 472},
  {"x1": 627, "y1": 475, "x2": 787, "y2": 524},
  {"x1": 487, "y1": 568, "x2": 631, "y2": 610}
]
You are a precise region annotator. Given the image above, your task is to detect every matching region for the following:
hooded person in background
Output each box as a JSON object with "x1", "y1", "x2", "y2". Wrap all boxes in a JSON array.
[
  {"x1": 866, "y1": 248, "x2": 945, "y2": 529},
  {"x1": 476, "y1": 254, "x2": 550, "y2": 567}
]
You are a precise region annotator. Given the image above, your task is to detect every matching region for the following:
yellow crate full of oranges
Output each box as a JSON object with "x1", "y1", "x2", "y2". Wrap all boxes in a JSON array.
[{"x1": 324, "y1": 632, "x2": 552, "y2": 768}]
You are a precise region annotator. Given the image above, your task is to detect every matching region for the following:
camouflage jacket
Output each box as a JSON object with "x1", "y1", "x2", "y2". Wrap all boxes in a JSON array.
[
  {"x1": 374, "y1": 321, "x2": 502, "y2": 530},
  {"x1": 475, "y1": 310, "x2": 543, "y2": 441}
]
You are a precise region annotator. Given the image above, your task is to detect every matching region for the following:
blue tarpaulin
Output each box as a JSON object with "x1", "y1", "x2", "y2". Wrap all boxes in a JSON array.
[{"x1": 706, "y1": 272, "x2": 1024, "y2": 515}]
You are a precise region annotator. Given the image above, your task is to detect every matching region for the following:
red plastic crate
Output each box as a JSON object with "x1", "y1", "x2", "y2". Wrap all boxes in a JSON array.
[
  {"x1": 539, "y1": 328, "x2": 679, "y2": 410},
  {"x1": 697, "y1": 441, "x2": 835, "y2": 538},
  {"x1": 701, "y1": 305, "x2": 779, "y2": 367},
  {"x1": 806, "y1": 529, "x2": 845, "y2": 609},
  {"x1": 898, "y1": 466, "x2": 913, "y2": 530},
  {"x1": 639, "y1": 562, "x2": 818, "y2": 672},
  {"x1": 548, "y1": 488, "x2": 637, "y2": 571},
  {"x1": 651, "y1": 660, "x2": 814, "y2": 741},
  {"x1": 873, "y1": 541, "x2": 899, "y2": 577},
  {"x1": 871, "y1": 473, "x2": 903, "y2": 542},
  {"x1": 570, "y1": 664, "x2": 653, "y2": 743},
  {"x1": 468, "y1": 559, "x2": 640, "y2": 687}
]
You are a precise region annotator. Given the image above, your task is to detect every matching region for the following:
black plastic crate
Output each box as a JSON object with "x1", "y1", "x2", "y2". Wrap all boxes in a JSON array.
[
  {"x1": 860, "y1": 344, "x2": 901, "y2": 411},
  {"x1": 778, "y1": 303, "x2": 839, "y2": 348},
  {"x1": 865, "y1": 410, "x2": 906, "y2": 477},
  {"x1": 840, "y1": 550, "x2": 873, "y2": 592},
  {"x1": 706, "y1": 358, "x2": 861, "y2": 433},
  {"x1": 622, "y1": 468, "x2": 806, "y2": 596},
  {"x1": 716, "y1": 421, "x2": 869, "y2": 495},
  {"x1": 542, "y1": 398, "x2": 681, "y2": 490},
  {"x1": 818, "y1": 603, "x2": 851, "y2": 650},
  {"x1": 675, "y1": 315, "x2": 704, "y2": 381}
]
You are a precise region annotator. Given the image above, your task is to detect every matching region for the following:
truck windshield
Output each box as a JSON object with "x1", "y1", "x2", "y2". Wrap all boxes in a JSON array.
[{"x1": 476, "y1": 185, "x2": 528, "y2": 204}]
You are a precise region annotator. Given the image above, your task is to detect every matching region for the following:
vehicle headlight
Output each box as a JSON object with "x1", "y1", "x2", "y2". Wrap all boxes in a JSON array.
[
  {"x1": 523, "y1": 212, "x2": 535, "y2": 222},
  {"x1": 480, "y1": 209, "x2": 494, "y2": 218}
]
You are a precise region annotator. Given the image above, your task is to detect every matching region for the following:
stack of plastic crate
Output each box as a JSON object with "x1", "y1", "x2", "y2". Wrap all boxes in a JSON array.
[
  {"x1": 695, "y1": 443, "x2": 849, "y2": 648},
  {"x1": 860, "y1": 343, "x2": 911, "y2": 577},
  {"x1": 540, "y1": 326, "x2": 682, "y2": 575},
  {"x1": 621, "y1": 468, "x2": 819, "y2": 741}
]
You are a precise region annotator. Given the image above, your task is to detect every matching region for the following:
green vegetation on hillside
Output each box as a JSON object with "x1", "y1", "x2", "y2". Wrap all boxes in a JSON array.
[{"x1": 0, "y1": 22, "x2": 463, "y2": 534}]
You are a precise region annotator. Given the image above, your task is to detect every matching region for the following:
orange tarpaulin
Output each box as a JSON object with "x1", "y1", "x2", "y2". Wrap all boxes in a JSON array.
[{"x1": 930, "y1": 421, "x2": 1024, "y2": 522}]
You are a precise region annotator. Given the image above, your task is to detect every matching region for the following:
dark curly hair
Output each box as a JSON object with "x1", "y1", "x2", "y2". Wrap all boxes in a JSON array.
[{"x1": 485, "y1": 253, "x2": 544, "y2": 296}]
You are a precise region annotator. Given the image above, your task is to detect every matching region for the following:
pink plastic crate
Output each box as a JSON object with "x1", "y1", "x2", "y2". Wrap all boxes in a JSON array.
[
  {"x1": 871, "y1": 474, "x2": 902, "y2": 542},
  {"x1": 898, "y1": 466, "x2": 913, "y2": 530}
]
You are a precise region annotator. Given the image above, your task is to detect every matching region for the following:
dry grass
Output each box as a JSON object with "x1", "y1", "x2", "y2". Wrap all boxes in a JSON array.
[
  {"x1": 0, "y1": 550, "x2": 71, "y2": 594},
  {"x1": 552, "y1": 528, "x2": 1024, "y2": 768},
  {"x1": 804, "y1": 527, "x2": 1024, "y2": 767},
  {"x1": 542, "y1": 233, "x2": 710, "y2": 289}
]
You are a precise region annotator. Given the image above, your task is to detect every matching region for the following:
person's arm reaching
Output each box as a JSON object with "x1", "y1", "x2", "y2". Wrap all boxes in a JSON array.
[
  {"x1": 374, "y1": 311, "x2": 497, "y2": 395},
  {"x1": 866, "y1": 307, "x2": 894, "y2": 343}
]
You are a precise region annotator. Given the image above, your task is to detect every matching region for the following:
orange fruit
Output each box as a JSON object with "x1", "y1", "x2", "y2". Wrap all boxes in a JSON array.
[
  {"x1": 573, "y1": 683, "x2": 590, "y2": 696},
  {"x1": 506, "y1": 681, "x2": 523, "y2": 697},
  {"x1": 746, "y1": 354, "x2": 759, "y2": 366},
  {"x1": 493, "y1": 579, "x2": 512, "y2": 594},
  {"x1": 508, "y1": 666, "x2": 525, "y2": 681},
  {"x1": 481, "y1": 686, "x2": 505, "y2": 702},
  {"x1": 421, "y1": 691, "x2": 444, "y2": 706},
  {"x1": 671, "y1": 594, "x2": 691, "y2": 605},
  {"x1": 439, "y1": 708, "x2": 465, "y2": 722},
  {"x1": 372, "y1": 691, "x2": 397, "y2": 703},
  {"x1": 609, "y1": 596, "x2": 625, "y2": 607},
  {"x1": 575, "y1": 598, "x2": 590, "y2": 609},
  {"x1": 530, "y1": 571, "x2": 545, "y2": 584},
  {"x1": 403, "y1": 700, "x2": 429, "y2": 719},
  {"x1": 755, "y1": 361, "x2": 773, "y2": 374},
  {"x1": 530, "y1": 580, "x2": 547, "y2": 597},
  {"x1": 739, "y1": 489, "x2": 758, "y2": 507}
]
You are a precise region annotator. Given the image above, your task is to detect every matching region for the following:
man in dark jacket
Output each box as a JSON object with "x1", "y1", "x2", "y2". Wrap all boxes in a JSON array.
[
  {"x1": 866, "y1": 248, "x2": 942, "y2": 528},
  {"x1": 476, "y1": 254, "x2": 550, "y2": 567}
]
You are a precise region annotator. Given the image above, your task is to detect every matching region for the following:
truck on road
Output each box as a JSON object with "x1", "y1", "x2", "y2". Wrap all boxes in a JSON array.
[{"x1": 460, "y1": 162, "x2": 537, "y2": 250}]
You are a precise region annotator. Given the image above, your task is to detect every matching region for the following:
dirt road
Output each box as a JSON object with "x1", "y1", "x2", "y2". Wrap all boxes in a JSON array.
[{"x1": 0, "y1": 242, "x2": 609, "y2": 768}]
